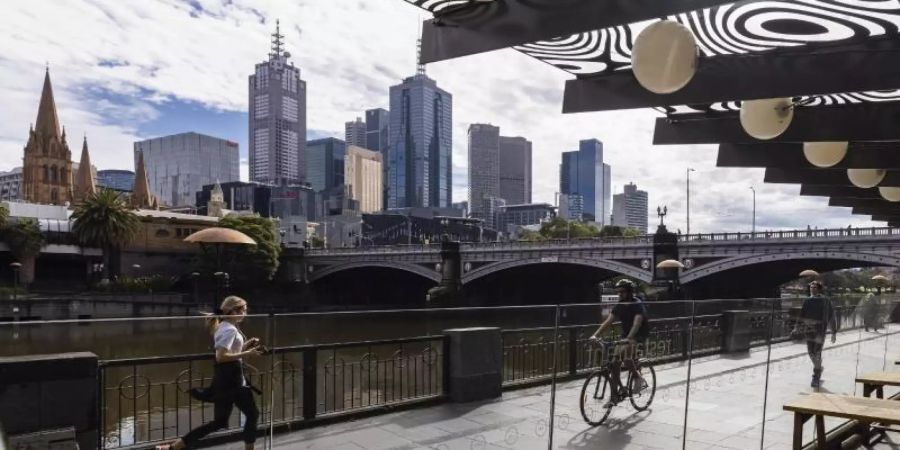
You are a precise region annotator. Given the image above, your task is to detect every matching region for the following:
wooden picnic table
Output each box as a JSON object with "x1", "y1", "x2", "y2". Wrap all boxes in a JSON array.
[
  {"x1": 783, "y1": 393, "x2": 900, "y2": 449},
  {"x1": 856, "y1": 371, "x2": 900, "y2": 399}
]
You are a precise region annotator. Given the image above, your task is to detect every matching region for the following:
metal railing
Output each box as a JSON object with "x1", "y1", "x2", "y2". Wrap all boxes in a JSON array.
[
  {"x1": 678, "y1": 226, "x2": 899, "y2": 242},
  {"x1": 98, "y1": 335, "x2": 446, "y2": 449}
]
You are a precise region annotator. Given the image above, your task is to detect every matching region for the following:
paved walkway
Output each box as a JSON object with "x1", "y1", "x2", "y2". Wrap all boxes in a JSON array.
[{"x1": 214, "y1": 326, "x2": 900, "y2": 450}]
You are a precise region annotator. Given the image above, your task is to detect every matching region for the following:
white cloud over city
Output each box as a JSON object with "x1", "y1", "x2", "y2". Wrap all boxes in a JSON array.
[{"x1": 0, "y1": 0, "x2": 878, "y2": 232}]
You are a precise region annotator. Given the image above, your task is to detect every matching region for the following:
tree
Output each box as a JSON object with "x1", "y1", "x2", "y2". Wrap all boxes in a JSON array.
[
  {"x1": 0, "y1": 204, "x2": 8, "y2": 230},
  {"x1": 2, "y1": 218, "x2": 45, "y2": 284},
  {"x1": 71, "y1": 189, "x2": 140, "y2": 277},
  {"x1": 197, "y1": 215, "x2": 281, "y2": 286},
  {"x1": 517, "y1": 228, "x2": 546, "y2": 242},
  {"x1": 539, "y1": 218, "x2": 601, "y2": 239}
]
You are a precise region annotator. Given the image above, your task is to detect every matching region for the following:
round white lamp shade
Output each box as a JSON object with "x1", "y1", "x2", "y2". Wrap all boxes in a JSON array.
[
  {"x1": 847, "y1": 168, "x2": 886, "y2": 188},
  {"x1": 799, "y1": 269, "x2": 819, "y2": 277},
  {"x1": 656, "y1": 259, "x2": 685, "y2": 269},
  {"x1": 632, "y1": 21, "x2": 699, "y2": 94},
  {"x1": 803, "y1": 142, "x2": 848, "y2": 168},
  {"x1": 879, "y1": 186, "x2": 900, "y2": 202},
  {"x1": 739, "y1": 98, "x2": 794, "y2": 140}
]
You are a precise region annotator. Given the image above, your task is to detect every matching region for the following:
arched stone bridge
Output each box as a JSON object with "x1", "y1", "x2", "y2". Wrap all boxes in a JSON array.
[{"x1": 301, "y1": 227, "x2": 900, "y2": 290}]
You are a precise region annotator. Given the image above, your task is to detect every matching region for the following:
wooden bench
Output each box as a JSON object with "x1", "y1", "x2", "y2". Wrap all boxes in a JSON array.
[
  {"x1": 856, "y1": 371, "x2": 900, "y2": 399},
  {"x1": 783, "y1": 393, "x2": 900, "y2": 449}
]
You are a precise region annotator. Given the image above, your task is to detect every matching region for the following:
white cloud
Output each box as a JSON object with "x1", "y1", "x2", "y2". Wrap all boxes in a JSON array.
[{"x1": 0, "y1": 0, "x2": 879, "y2": 231}]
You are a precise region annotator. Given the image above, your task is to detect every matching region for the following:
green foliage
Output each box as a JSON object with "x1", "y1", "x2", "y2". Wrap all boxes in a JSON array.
[
  {"x1": 196, "y1": 215, "x2": 281, "y2": 286},
  {"x1": 71, "y1": 189, "x2": 140, "y2": 251},
  {"x1": 517, "y1": 228, "x2": 546, "y2": 242},
  {"x1": 2, "y1": 218, "x2": 45, "y2": 260},
  {"x1": 94, "y1": 275, "x2": 174, "y2": 293},
  {"x1": 539, "y1": 218, "x2": 600, "y2": 239},
  {"x1": 0, "y1": 204, "x2": 8, "y2": 229},
  {"x1": 622, "y1": 227, "x2": 643, "y2": 237},
  {"x1": 309, "y1": 236, "x2": 325, "y2": 248},
  {"x1": 0, "y1": 285, "x2": 26, "y2": 300}
]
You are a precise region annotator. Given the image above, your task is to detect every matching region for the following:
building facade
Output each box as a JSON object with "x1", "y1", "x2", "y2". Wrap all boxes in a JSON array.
[
  {"x1": 481, "y1": 196, "x2": 506, "y2": 231},
  {"x1": 134, "y1": 132, "x2": 239, "y2": 207},
  {"x1": 345, "y1": 145, "x2": 383, "y2": 213},
  {"x1": 22, "y1": 70, "x2": 74, "y2": 205},
  {"x1": 345, "y1": 117, "x2": 367, "y2": 148},
  {"x1": 97, "y1": 170, "x2": 135, "y2": 192},
  {"x1": 497, "y1": 203, "x2": 555, "y2": 233},
  {"x1": 559, "y1": 139, "x2": 611, "y2": 225},
  {"x1": 306, "y1": 138, "x2": 346, "y2": 192},
  {"x1": 249, "y1": 22, "x2": 307, "y2": 185},
  {"x1": 451, "y1": 201, "x2": 469, "y2": 218},
  {"x1": 558, "y1": 193, "x2": 584, "y2": 221},
  {"x1": 0, "y1": 168, "x2": 23, "y2": 202},
  {"x1": 612, "y1": 182, "x2": 649, "y2": 233},
  {"x1": 387, "y1": 73, "x2": 452, "y2": 209},
  {"x1": 467, "y1": 124, "x2": 500, "y2": 221},
  {"x1": 499, "y1": 136, "x2": 532, "y2": 205},
  {"x1": 365, "y1": 108, "x2": 390, "y2": 208}
]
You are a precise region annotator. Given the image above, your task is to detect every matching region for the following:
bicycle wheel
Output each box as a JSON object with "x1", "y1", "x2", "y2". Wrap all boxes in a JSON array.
[
  {"x1": 580, "y1": 371, "x2": 613, "y2": 426},
  {"x1": 628, "y1": 363, "x2": 656, "y2": 411}
]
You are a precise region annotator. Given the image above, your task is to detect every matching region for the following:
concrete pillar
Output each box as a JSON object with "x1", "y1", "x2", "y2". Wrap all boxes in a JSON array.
[
  {"x1": 721, "y1": 310, "x2": 751, "y2": 352},
  {"x1": 0, "y1": 352, "x2": 99, "y2": 450},
  {"x1": 443, "y1": 327, "x2": 502, "y2": 403}
]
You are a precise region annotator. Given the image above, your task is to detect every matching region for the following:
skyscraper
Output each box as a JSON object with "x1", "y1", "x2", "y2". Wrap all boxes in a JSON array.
[
  {"x1": 345, "y1": 117, "x2": 367, "y2": 148},
  {"x1": 559, "y1": 139, "x2": 611, "y2": 225},
  {"x1": 305, "y1": 138, "x2": 346, "y2": 192},
  {"x1": 249, "y1": 21, "x2": 307, "y2": 185},
  {"x1": 499, "y1": 136, "x2": 532, "y2": 205},
  {"x1": 97, "y1": 170, "x2": 135, "y2": 192},
  {"x1": 345, "y1": 145, "x2": 383, "y2": 213},
  {"x1": 467, "y1": 124, "x2": 500, "y2": 221},
  {"x1": 366, "y1": 108, "x2": 390, "y2": 209},
  {"x1": 134, "y1": 132, "x2": 240, "y2": 207},
  {"x1": 387, "y1": 64, "x2": 452, "y2": 208},
  {"x1": 612, "y1": 182, "x2": 649, "y2": 233}
]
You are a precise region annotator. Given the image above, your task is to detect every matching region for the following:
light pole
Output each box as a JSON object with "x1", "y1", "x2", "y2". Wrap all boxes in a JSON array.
[
  {"x1": 10, "y1": 262, "x2": 21, "y2": 301},
  {"x1": 686, "y1": 168, "x2": 695, "y2": 235},
  {"x1": 749, "y1": 186, "x2": 756, "y2": 234}
]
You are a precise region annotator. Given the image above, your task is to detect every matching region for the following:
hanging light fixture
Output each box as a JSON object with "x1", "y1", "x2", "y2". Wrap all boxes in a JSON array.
[
  {"x1": 847, "y1": 169, "x2": 886, "y2": 188},
  {"x1": 879, "y1": 186, "x2": 900, "y2": 202},
  {"x1": 803, "y1": 142, "x2": 848, "y2": 168},
  {"x1": 631, "y1": 20, "x2": 699, "y2": 94},
  {"x1": 739, "y1": 98, "x2": 794, "y2": 140}
]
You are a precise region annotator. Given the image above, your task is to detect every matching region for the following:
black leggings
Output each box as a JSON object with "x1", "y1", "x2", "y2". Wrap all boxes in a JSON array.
[
  {"x1": 806, "y1": 340, "x2": 824, "y2": 376},
  {"x1": 182, "y1": 386, "x2": 258, "y2": 447}
]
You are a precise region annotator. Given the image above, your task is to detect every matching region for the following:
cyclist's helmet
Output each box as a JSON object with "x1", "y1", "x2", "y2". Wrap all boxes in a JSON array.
[{"x1": 614, "y1": 279, "x2": 636, "y2": 291}]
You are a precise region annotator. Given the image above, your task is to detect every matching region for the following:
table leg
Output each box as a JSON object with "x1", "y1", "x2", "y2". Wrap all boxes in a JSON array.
[
  {"x1": 863, "y1": 383, "x2": 874, "y2": 398},
  {"x1": 815, "y1": 415, "x2": 826, "y2": 450},
  {"x1": 877, "y1": 386, "x2": 884, "y2": 399},
  {"x1": 794, "y1": 412, "x2": 809, "y2": 450}
]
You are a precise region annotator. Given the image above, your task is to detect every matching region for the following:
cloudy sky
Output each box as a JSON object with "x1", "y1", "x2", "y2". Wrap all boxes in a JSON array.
[{"x1": 0, "y1": 0, "x2": 878, "y2": 232}]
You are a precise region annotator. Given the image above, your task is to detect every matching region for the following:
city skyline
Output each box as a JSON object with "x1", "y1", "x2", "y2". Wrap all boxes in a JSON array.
[{"x1": 0, "y1": 0, "x2": 881, "y2": 232}]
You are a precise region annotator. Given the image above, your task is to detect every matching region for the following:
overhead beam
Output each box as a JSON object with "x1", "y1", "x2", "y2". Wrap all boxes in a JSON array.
[
  {"x1": 565, "y1": 36, "x2": 900, "y2": 112},
  {"x1": 828, "y1": 198, "x2": 900, "y2": 209},
  {"x1": 656, "y1": 101, "x2": 900, "y2": 145},
  {"x1": 799, "y1": 185, "x2": 881, "y2": 199},
  {"x1": 717, "y1": 142, "x2": 900, "y2": 169},
  {"x1": 872, "y1": 215, "x2": 900, "y2": 222},
  {"x1": 764, "y1": 168, "x2": 900, "y2": 187},
  {"x1": 419, "y1": 0, "x2": 735, "y2": 64},
  {"x1": 852, "y1": 206, "x2": 900, "y2": 216}
]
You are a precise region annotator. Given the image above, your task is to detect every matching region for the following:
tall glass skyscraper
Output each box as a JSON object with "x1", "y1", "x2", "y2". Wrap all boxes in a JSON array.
[
  {"x1": 468, "y1": 123, "x2": 500, "y2": 220},
  {"x1": 134, "y1": 132, "x2": 240, "y2": 207},
  {"x1": 97, "y1": 169, "x2": 135, "y2": 192},
  {"x1": 305, "y1": 138, "x2": 346, "y2": 192},
  {"x1": 559, "y1": 139, "x2": 611, "y2": 225},
  {"x1": 249, "y1": 21, "x2": 307, "y2": 185},
  {"x1": 388, "y1": 73, "x2": 452, "y2": 208},
  {"x1": 365, "y1": 108, "x2": 390, "y2": 209}
]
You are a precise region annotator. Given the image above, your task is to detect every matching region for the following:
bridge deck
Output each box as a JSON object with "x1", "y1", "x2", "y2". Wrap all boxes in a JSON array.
[{"x1": 211, "y1": 326, "x2": 899, "y2": 450}]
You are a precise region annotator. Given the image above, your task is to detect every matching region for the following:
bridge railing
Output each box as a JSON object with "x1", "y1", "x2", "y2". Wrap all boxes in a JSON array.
[
  {"x1": 678, "y1": 226, "x2": 899, "y2": 242},
  {"x1": 304, "y1": 243, "x2": 442, "y2": 255}
]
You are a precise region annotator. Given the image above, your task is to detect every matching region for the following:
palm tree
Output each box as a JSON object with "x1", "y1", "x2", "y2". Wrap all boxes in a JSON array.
[{"x1": 71, "y1": 189, "x2": 140, "y2": 278}]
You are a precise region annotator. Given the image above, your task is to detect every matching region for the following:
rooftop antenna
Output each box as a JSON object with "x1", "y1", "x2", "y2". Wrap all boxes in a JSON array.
[
  {"x1": 416, "y1": 19, "x2": 426, "y2": 76},
  {"x1": 271, "y1": 19, "x2": 285, "y2": 59}
]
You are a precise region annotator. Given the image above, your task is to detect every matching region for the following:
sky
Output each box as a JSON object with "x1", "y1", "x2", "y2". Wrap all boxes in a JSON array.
[{"x1": 0, "y1": 0, "x2": 879, "y2": 233}]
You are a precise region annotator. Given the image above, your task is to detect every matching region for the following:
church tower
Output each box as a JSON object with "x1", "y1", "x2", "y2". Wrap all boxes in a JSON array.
[
  {"x1": 22, "y1": 69, "x2": 74, "y2": 205},
  {"x1": 73, "y1": 136, "x2": 97, "y2": 203},
  {"x1": 131, "y1": 151, "x2": 158, "y2": 209},
  {"x1": 207, "y1": 181, "x2": 227, "y2": 217}
]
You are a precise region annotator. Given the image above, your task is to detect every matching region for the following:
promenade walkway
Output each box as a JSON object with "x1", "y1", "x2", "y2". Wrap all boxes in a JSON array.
[{"x1": 212, "y1": 326, "x2": 899, "y2": 449}]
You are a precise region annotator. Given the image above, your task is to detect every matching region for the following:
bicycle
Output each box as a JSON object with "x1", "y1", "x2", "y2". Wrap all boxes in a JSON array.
[{"x1": 579, "y1": 338, "x2": 657, "y2": 425}]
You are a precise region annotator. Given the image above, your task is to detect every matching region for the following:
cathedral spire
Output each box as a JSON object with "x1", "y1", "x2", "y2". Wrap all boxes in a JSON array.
[
  {"x1": 35, "y1": 68, "x2": 61, "y2": 138},
  {"x1": 73, "y1": 136, "x2": 96, "y2": 202}
]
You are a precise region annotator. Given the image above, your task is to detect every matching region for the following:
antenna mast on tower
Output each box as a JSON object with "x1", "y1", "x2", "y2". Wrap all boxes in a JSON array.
[
  {"x1": 416, "y1": 22, "x2": 426, "y2": 76},
  {"x1": 271, "y1": 19, "x2": 285, "y2": 58}
]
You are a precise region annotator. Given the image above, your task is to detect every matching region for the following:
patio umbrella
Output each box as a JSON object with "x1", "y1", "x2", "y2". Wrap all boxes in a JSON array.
[{"x1": 184, "y1": 227, "x2": 256, "y2": 308}]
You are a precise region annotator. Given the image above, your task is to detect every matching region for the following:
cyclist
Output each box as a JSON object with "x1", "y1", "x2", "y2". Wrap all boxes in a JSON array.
[{"x1": 589, "y1": 279, "x2": 650, "y2": 406}]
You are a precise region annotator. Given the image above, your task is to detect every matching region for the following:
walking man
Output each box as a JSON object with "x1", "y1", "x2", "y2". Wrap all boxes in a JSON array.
[{"x1": 793, "y1": 281, "x2": 837, "y2": 388}]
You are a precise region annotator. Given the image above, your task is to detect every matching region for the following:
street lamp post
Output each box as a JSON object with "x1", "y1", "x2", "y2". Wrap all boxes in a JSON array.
[
  {"x1": 749, "y1": 186, "x2": 756, "y2": 234},
  {"x1": 10, "y1": 262, "x2": 21, "y2": 301},
  {"x1": 191, "y1": 271, "x2": 200, "y2": 304},
  {"x1": 687, "y1": 168, "x2": 695, "y2": 235}
]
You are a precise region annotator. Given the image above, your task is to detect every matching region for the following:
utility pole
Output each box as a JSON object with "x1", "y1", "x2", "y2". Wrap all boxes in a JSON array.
[
  {"x1": 687, "y1": 168, "x2": 695, "y2": 235},
  {"x1": 750, "y1": 186, "x2": 756, "y2": 234}
]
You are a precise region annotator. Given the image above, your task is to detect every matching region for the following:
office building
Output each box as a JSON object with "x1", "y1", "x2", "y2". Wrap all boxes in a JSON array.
[
  {"x1": 345, "y1": 145, "x2": 383, "y2": 213},
  {"x1": 499, "y1": 136, "x2": 532, "y2": 205},
  {"x1": 387, "y1": 70, "x2": 452, "y2": 209},
  {"x1": 249, "y1": 21, "x2": 307, "y2": 185},
  {"x1": 497, "y1": 203, "x2": 555, "y2": 233},
  {"x1": 560, "y1": 139, "x2": 611, "y2": 225},
  {"x1": 559, "y1": 193, "x2": 584, "y2": 221},
  {"x1": 468, "y1": 124, "x2": 500, "y2": 220},
  {"x1": 306, "y1": 138, "x2": 346, "y2": 192},
  {"x1": 612, "y1": 182, "x2": 649, "y2": 233},
  {"x1": 481, "y1": 196, "x2": 506, "y2": 231},
  {"x1": 345, "y1": 117, "x2": 367, "y2": 148},
  {"x1": 134, "y1": 132, "x2": 240, "y2": 207},
  {"x1": 97, "y1": 170, "x2": 134, "y2": 192},
  {"x1": 0, "y1": 168, "x2": 23, "y2": 202},
  {"x1": 451, "y1": 201, "x2": 469, "y2": 218},
  {"x1": 366, "y1": 108, "x2": 390, "y2": 207}
]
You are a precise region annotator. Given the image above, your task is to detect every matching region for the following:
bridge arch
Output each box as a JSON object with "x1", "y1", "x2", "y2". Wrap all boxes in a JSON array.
[
  {"x1": 308, "y1": 261, "x2": 441, "y2": 284},
  {"x1": 681, "y1": 251, "x2": 900, "y2": 284},
  {"x1": 461, "y1": 256, "x2": 653, "y2": 285}
]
